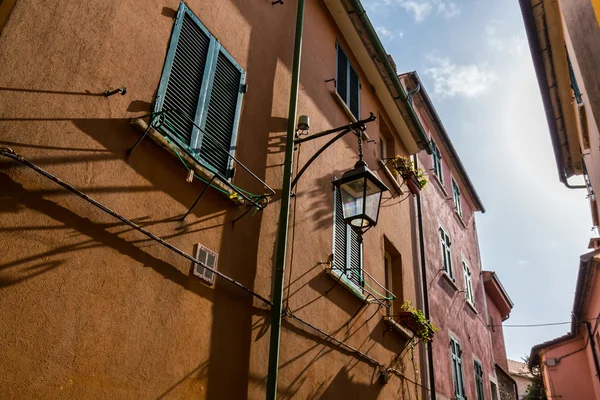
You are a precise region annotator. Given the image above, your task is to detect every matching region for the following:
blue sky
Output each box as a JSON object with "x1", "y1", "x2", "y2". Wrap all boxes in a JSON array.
[{"x1": 363, "y1": 0, "x2": 594, "y2": 360}]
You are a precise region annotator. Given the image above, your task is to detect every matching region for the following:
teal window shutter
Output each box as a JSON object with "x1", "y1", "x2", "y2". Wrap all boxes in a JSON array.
[
  {"x1": 474, "y1": 360, "x2": 485, "y2": 400},
  {"x1": 450, "y1": 338, "x2": 466, "y2": 400},
  {"x1": 333, "y1": 185, "x2": 364, "y2": 289},
  {"x1": 336, "y1": 42, "x2": 360, "y2": 120},
  {"x1": 431, "y1": 140, "x2": 443, "y2": 183},
  {"x1": 154, "y1": 2, "x2": 246, "y2": 179}
]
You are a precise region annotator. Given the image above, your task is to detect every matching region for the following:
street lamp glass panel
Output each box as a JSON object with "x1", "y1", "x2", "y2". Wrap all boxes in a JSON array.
[{"x1": 339, "y1": 176, "x2": 383, "y2": 228}]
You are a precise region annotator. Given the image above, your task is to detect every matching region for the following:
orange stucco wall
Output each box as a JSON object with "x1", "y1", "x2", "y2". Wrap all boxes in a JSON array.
[
  {"x1": 0, "y1": 0, "x2": 426, "y2": 398},
  {"x1": 542, "y1": 337, "x2": 598, "y2": 400},
  {"x1": 557, "y1": 0, "x2": 600, "y2": 226}
]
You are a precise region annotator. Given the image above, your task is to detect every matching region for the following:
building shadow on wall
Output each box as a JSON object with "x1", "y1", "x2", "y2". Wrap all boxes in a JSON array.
[{"x1": 318, "y1": 367, "x2": 383, "y2": 400}]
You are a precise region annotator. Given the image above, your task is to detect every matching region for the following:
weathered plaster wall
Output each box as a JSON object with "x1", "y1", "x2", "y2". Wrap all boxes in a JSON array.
[
  {"x1": 415, "y1": 113, "x2": 494, "y2": 400},
  {"x1": 559, "y1": 2, "x2": 600, "y2": 228},
  {"x1": 0, "y1": 0, "x2": 424, "y2": 398},
  {"x1": 582, "y1": 258, "x2": 600, "y2": 398},
  {"x1": 542, "y1": 337, "x2": 597, "y2": 400},
  {"x1": 487, "y1": 292, "x2": 509, "y2": 371}
]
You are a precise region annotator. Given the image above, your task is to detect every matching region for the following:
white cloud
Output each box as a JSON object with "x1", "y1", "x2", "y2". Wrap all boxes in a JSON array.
[
  {"x1": 397, "y1": 0, "x2": 460, "y2": 22},
  {"x1": 375, "y1": 26, "x2": 404, "y2": 41},
  {"x1": 517, "y1": 258, "x2": 531, "y2": 266},
  {"x1": 424, "y1": 55, "x2": 497, "y2": 99},
  {"x1": 364, "y1": 0, "x2": 460, "y2": 22}
]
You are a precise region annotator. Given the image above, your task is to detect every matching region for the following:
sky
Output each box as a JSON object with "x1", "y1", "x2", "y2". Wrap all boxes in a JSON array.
[{"x1": 362, "y1": 0, "x2": 594, "y2": 361}]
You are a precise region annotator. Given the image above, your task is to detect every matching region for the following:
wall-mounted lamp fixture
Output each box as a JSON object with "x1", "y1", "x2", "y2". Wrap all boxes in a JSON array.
[{"x1": 297, "y1": 115, "x2": 310, "y2": 131}]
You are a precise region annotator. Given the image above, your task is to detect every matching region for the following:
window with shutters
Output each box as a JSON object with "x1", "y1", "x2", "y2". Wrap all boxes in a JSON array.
[
  {"x1": 336, "y1": 42, "x2": 360, "y2": 120},
  {"x1": 474, "y1": 360, "x2": 485, "y2": 400},
  {"x1": 463, "y1": 260, "x2": 474, "y2": 305},
  {"x1": 192, "y1": 244, "x2": 217, "y2": 285},
  {"x1": 452, "y1": 178, "x2": 462, "y2": 217},
  {"x1": 333, "y1": 184, "x2": 363, "y2": 291},
  {"x1": 450, "y1": 337, "x2": 466, "y2": 400},
  {"x1": 440, "y1": 225, "x2": 454, "y2": 280},
  {"x1": 154, "y1": 3, "x2": 246, "y2": 179},
  {"x1": 431, "y1": 140, "x2": 443, "y2": 184}
]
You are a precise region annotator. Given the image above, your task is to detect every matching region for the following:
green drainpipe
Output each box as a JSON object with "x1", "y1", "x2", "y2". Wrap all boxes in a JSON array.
[
  {"x1": 347, "y1": 0, "x2": 432, "y2": 154},
  {"x1": 266, "y1": 0, "x2": 305, "y2": 399}
]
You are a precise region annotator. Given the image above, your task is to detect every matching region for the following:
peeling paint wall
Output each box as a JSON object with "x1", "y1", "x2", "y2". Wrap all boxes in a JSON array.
[{"x1": 412, "y1": 96, "x2": 498, "y2": 400}]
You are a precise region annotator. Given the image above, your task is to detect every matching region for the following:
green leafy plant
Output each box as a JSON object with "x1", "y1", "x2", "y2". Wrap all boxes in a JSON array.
[
  {"x1": 391, "y1": 156, "x2": 428, "y2": 189},
  {"x1": 400, "y1": 300, "x2": 438, "y2": 342}
]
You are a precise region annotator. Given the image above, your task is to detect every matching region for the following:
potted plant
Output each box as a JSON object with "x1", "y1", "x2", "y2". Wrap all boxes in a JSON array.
[
  {"x1": 390, "y1": 156, "x2": 428, "y2": 195},
  {"x1": 394, "y1": 300, "x2": 437, "y2": 342}
]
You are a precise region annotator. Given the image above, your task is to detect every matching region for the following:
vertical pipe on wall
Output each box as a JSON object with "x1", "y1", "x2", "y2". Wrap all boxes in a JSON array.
[
  {"x1": 266, "y1": 1, "x2": 305, "y2": 399},
  {"x1": 414, "y1": 155, "x2": 437, "y2": 400},
  {"x1": 584, "y1": 321, "x2": 600, "y2": 383}
]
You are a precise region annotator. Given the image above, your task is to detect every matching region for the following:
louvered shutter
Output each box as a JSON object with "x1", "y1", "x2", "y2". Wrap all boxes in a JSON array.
[
  {"x1": 333, "y1": 186, "x2": 347, "y2": 274},
  {"x1": 155, "y1": 7, "x2": 210, "y2": 149},
  {"x1": 336, "y1": 44, "x2": 348, "y2": 104},
  {"x1": 154, "y1": 3, "x2": 245, "y2": 180},
  {"x1": 333, "y1": 186, "x2": 363, "y2": 288},
  {"x1": 347, "y1": 227, "x2": 363, "y2": 287},
  {"x1": 200, "y1": 48, "x2": 245, "y2": 177},
  {"x1": 349, "y1": 65, "x2": 360, "y2": 119}
]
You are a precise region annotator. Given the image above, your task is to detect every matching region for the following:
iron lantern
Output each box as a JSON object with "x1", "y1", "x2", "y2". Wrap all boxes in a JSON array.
[{"x1": 333, "y1": 159, "x2": 389, "y2": 236}]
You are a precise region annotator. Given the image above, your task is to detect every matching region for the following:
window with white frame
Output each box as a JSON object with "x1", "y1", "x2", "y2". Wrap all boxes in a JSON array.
[
  {"x1": 439, "y1": 226, "x2": 453, "y2": 279},
  {"x1": 452, "y1": 178, "x2": 462, "y2": 217},
  {"x1": 474, "y1": 360, "x2": 485, "y2": 400},
  {"x1": 333, "y1": 185, "x2": 363, "y2": 289},
  {"x1": 431, "y1": 140, "x2": 443, "y2": 183},
  {"x1": 336, "y1": 42, "x2": 360, "y2": 120},
  {"x1": 463, "y1": 260, "x2": 474, "y2": 305},
  {"x1": 450, "y1": 336, "x2": 466, "y2": 400},
  {"x1": 192, "y1": 244, "x2": 217, "y2": 285}
]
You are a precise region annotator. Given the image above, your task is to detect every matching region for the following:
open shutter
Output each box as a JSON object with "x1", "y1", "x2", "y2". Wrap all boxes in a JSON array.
[
  {"x1": 336, "y1": 44, "x2": 348, "y2": 103},
  {"x1": 154, "y1": 3, "x2": 245, "y2": 180},
  {"x1": 199, "y1": 46, "x2": 246, "y2": 178},
  {"x1": 154, "y1": 4, "x2": 212, "y2": 151},
  {"x1": 349, "y1": 65, "x2": 360, "y2": 119},
  {"x1": 333, "y1": 186, "x2": 347, "y2": 273},
  {"x1": 347, "y1": 228, "x2": 363, "y2": 287}
]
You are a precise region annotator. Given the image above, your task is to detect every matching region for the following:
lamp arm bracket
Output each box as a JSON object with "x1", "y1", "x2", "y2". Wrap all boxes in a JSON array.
[{"x1": 294, "y1": 112, "x2": 376, "y2": 145}]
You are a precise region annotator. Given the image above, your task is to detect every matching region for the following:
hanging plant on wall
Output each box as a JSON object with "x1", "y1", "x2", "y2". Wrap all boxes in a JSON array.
[
  {"x1": 390, "y1": 156, "x2": 428, "y2": 195},
  {"x1": 395, "y1": 300, "x2": 437, "y2": 342}
]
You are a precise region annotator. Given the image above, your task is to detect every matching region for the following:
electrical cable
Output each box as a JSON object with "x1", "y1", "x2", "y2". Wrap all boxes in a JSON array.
[{"x1": 0, "y1": 147, "x2": 273, "y2": 307}]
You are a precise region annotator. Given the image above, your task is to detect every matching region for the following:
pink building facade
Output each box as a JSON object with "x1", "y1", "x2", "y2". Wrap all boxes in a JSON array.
[
  {"x1": 529, "y1": 249, "x2": 600, "y2": 400},
  {"x1": 400, "y1": 72, "x2": 517, "y2": 400}
]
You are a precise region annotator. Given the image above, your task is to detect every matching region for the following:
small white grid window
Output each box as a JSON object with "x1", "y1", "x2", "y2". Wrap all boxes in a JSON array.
[
  {"x1": 463, "y1": 260, "x2": 474, "y2": 305},
  {"x1": 192, "y1": 244, "x2": 217, "y2": 285},
  {"x1": 452, "y1": 178, "x2": 462, "y2": 217},
  {"x1": 440, "y1": 226, "x2": 453, "y2": 279}
]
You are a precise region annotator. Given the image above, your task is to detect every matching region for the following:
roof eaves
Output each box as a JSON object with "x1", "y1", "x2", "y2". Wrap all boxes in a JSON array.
[
  {"x1": 403, "y1": 71, "x2": 485, "y2": 212},
  {"x1": 518, "y1": 0, "x2": 569, "y2": 182},
  {"x1": 341, "y1": 0, "x2": 432, "y2": 154}
]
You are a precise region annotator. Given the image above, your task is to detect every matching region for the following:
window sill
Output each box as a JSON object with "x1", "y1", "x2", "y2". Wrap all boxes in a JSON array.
[
  {"x1": 131, "y1": 118, "x2": 245, "y2": 206},
  {"x1": 432, "y1": 173, "x2": 448, "y2": 197},
  {"x1": 384, "y1": 316, "x2": 414, "y2": 340},
  {"x1": 441, "y1": 271, "x2": 459, "y2": 291},
  {"x1": 466, "y1": 300, "x2": 478, "y2": 315},
  {"x1": 454, "y1": 210, "x2": 467, "y2": 229},
  {"x1": 378, "y1": 159, "x2": 403, "y2": 197},
  {"x1": 330, "y1": 90, "x2": 371, "y2": 141},
  {"x1": 325, "y1": 267, "x2": 367, "y2": 302}
]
